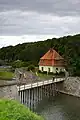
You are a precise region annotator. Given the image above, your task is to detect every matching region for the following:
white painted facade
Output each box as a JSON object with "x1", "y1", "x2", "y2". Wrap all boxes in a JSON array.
[{"x1": 39, "y1": 65, "x2": 65, "y2": 73}]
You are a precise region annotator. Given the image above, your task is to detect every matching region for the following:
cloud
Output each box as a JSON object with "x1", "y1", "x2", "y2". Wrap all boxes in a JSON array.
[
  {"x1": 0, "y1": 0, "x2": 80, "y2": 47},
  {"x1": 0, "y1": 35, "x2": 58, "y2": 48},
  {"x1": 0, "y1": 0, "x2": 80, "y2": 16},
  {"x1": 0, "y1": 10, "x2": 80, "y2": 36}
]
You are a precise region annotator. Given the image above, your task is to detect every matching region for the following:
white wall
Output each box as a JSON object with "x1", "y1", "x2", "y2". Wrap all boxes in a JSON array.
[{"x1": 39, "y1": 65, "x2": 65, "y2": 73}]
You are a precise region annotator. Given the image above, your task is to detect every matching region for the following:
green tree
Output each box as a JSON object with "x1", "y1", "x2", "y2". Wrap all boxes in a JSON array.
[{"x1": 0, "y1": 34, "x2": 80, "y2": 76}]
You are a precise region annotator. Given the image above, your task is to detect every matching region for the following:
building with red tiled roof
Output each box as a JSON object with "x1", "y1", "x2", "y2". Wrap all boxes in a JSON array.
[{"x1": 39, "y1": 48, "x2": 65, "y2": 73}]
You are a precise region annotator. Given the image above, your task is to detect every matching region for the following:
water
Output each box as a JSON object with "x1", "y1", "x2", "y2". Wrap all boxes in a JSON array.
[{"x1": 35, "y1": 93, "x2": 80, "y2": 120}]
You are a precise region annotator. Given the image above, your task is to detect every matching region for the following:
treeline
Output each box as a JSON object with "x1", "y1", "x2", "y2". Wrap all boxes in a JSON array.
[{"x1": 0, "y1": 34, "x2": 80, "y2": 76}]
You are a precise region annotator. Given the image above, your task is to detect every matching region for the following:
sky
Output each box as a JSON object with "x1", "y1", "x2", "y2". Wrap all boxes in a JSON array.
[{"x1": 0, "y1": 0, "x2": 80, "y2": 48}]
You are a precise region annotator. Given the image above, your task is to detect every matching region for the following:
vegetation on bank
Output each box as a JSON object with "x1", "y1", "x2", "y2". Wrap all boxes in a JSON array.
[
  {"x1": 0, "y1": 68, "x2": 14, "y2": 80},
  {"x1": 0, "y1": 71, "x2": 14, "y2": 80},
  {"x1": 0, "y1": 34, "x2": 80, "y2": 76},
  {"x1": 0, "y1": 99, "x2": 44, "y2": 120}
]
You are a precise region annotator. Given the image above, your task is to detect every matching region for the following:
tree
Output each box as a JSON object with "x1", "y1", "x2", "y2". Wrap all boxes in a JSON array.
[
  {"x1": 11, "y1": 60, "x2": 23, "y2": 68},
  {"x1": 0, "y1": 34, "x2": 80, "y2": 76},
  {"x1": 27, "y1": 65, "x2": 35, "y2": 71}
]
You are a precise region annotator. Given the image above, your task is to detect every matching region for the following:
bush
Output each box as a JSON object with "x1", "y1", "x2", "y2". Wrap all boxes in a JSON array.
[
  {"x1": 10, "y1": 67, "x2": 15, "y2": 72},
  {"x1": 38, "y1": 70, "x2": 41, "y2": 73},
  {"x1": 27, "y1": 65, "x2": 35, "y2": 71},
  {"x1": 48, "y1": 72, "x2": 54, "y2": 75},
  {"x1": 58, "y1": 71, "x2": 65, "y2": 76},
  {"x1": 11, "y1": 60, "x2": 24, "y2": 68},
  {"x1": 22, "y1": 62, "x2": 30, "y2": 67},
  {"x1": 11, "y1": 60, "x2": 33, "y2": 68},
  {"x1": 0, "y1": 60, "x2": 6, "y2": 66},
  {"x1": 53, "y1": 71, "x2": 65, "y2": 76},
  {"x1": 0, "y1": 99, "x2": 44, "y2": 120}
]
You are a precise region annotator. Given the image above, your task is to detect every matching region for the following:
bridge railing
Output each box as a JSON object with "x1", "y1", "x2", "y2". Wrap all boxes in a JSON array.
[{"x1": 17, "y1": 77, "x2": 65, "y2": 91}]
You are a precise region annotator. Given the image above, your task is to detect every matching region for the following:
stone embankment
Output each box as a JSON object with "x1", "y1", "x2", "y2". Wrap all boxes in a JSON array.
[
  {"x1": 0, "y1": 80, "x2": 18, "y2": 100},
  {"x1": 57, "y1": 77, "x2": 80, "y2": 97}
]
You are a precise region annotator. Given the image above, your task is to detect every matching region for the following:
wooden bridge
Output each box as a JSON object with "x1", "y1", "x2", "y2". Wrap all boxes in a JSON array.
[
  {"x1": 17, "y1": 77, "x2": 65, "y2": 111},
  {"x1": 17, "y1": 77, "x2": 64, "y2": 91}
]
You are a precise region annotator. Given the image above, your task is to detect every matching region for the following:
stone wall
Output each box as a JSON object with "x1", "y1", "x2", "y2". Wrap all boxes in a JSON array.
[
  {"x1": 0, "y1": 81, "x2": 19, "y2": 100},
  {"x1": 57, "y1": 77, "x2": 80, "y2": 97}
]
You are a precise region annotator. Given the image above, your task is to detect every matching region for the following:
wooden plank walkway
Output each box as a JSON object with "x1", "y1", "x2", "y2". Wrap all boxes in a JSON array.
[{"x1": 17, "y1": 78, "x2": 65, "y2": 91}]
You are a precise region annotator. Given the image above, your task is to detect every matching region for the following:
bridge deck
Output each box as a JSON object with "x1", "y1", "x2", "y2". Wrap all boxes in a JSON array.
[{"x1": 17, "y1": 78, "x2": 64, "y2": 91}]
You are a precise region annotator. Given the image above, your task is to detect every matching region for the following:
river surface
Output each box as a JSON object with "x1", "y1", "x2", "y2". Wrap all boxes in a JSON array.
[{"x1": 35, "y1": 93, "x2": 80, "y2": 120}]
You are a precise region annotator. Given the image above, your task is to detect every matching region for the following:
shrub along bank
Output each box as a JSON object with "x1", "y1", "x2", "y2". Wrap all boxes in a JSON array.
[{"x1": 0, "y1": 99, "x2": 44, "y2": 120}]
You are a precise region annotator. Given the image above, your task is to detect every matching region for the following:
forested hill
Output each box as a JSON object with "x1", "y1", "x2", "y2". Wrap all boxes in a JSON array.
[{"x1": 0, "y1": 34, "x2": 80, "y2": 75}]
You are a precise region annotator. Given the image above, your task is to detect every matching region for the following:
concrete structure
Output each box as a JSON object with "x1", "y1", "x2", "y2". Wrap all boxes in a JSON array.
[
  {"x1": 57, "y1": 77, "x2": 80, "y2": 98},
  {"x1": 39, "y1": 48, "x2": 65, "y2": 73},
  {"x1": 0, "y1": 83, "x2": 18, "y2": 100}
]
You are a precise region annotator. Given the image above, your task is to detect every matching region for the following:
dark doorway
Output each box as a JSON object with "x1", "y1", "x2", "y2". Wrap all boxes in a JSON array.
[{"x1": 48, "y1": 68, "x2": 50, "y2": 72}]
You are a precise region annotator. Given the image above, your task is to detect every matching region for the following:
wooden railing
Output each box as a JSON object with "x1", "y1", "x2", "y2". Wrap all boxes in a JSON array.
[{"x1": 17, "y1": 78, "x2": 64, "y2": 91}]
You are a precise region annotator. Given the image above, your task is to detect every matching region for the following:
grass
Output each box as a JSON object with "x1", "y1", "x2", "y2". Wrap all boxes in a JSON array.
[
  {"x1": 38, "y1": 73, "x2": 53, "y2": 78},
  {"x1": 0, "y1": 71, "x2": 14, "y2": 80},
  {"x1": 36, "y1": 72, "x2": 53, "y2": 80},
  {"x1": 0, "y1": 99, "x2": 44, "y2": 120},
  {"x1": 0, "y1": 67, "x2": 15, "y2": 80},
  {"x1": 0, "y1": 67, "x2": 11, "y2": 72}
]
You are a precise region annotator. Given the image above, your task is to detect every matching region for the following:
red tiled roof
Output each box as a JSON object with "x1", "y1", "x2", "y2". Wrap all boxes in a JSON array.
[
  {"x1": 39, "y1": 48, "x2": 64, "y2": 66},
  {"x1": 40, "y1": 48, "x2": 63, "y2": 60}
]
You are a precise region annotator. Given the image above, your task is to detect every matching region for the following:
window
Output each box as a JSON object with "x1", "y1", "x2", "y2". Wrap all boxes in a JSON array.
[
  {"x1": 56, "y1": 68, "x2": 58, "y2": 70},
  {"x1": 48, "y1": 68, "x2": 50, "y2": 72},
  {"x1": 56, "y1": 68, "x2": 58, "y2": 73},
  {"x1": 60, "y1": 68, "x2": 62, "y2": 72},
  {"x1": 42, "y1": 67, "x2": 44, "y2": 71}
]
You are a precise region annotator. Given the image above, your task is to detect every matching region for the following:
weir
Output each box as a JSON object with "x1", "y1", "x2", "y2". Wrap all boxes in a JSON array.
[{"x1": 17, "y1": 78, "x2": 64, "y2": 110}]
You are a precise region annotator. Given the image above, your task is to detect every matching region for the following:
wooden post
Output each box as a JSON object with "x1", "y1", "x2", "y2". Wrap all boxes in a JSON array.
[
  {"x1": 28, "y1": 89, "x2": 30, "y2": 109},
  {"x1": 45, "y1": 85, "x2": 47, "y2": 97},
  {"x1": 19, "y1": 91, "x2": 22, "y2": 103},
  {"x1": 38, "y1": 87, "x2": 39, "y2": 102},
  {"x1": 49, "y1": 84, "x2": 52, "y2": 96},
  {"x1": 23, "y1": 90, "x2": 25, "y2": 104},
  {"x1": 40, "y1": 86, "x2": 42, "y2": 100},
  {"x1": 40, "y1": 86, "x2": 42, "y2": 101},
  {"x1": 43, "y1": 81, "x2": 45, "y2": 97},
  {"x1": 18, "y1": 85, "x2": 20, "y2": 96},
  {"x1": 24, "y1": 90, "x2": 27, "y2": 104},
  {"x1": 36, "y1": 82, "x2": 38, "y2": 103},
  {"x1": 24, "y1": 85, "x2": 26, "y2": 104},
  {"x1": 32, "y1": 88, "x2": 34, "y2": 111},
  {"x1": 30, "y1": 89, "x2": 31, "y2": 110},
  {"x1": 21, "y1": 91, "x2": 23, "y2": 104},
  {"x1": 35, "y1": 87, "x2": 37, "y2": 104},
  {"x1": 27, "y1": 89, "x2": 29, "y2": 107}
]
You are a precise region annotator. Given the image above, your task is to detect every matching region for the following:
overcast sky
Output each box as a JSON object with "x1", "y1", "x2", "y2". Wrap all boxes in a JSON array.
[{"x1": 0, "y1": 0, "x2": 80, "y2": 48}]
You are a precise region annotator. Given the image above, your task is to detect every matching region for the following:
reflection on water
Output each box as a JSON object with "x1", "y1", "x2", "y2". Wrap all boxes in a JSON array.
[{"x1": 35, "y1": 93, "x2": 80, "y2": 120}]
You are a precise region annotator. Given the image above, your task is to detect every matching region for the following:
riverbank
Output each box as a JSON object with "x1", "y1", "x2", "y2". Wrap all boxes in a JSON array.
[
  {"x1": 57, "y1": 77, "x2": 80, "y2": 98},
  {"x1": 0, "y1": 99, "x2": 44, "y2": 120}
]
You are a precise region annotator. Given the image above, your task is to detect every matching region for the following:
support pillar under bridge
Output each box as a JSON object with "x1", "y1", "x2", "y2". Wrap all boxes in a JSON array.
[{"x1": 18, "y1": 78, "x2": 64, "y2": 111}]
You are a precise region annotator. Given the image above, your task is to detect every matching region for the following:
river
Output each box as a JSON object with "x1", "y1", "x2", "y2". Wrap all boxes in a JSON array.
[{"x1": 35, "y1": 93, "x2": 80, "y2": 120}]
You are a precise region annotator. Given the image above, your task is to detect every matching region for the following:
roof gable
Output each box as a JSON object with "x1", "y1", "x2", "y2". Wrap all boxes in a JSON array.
[{"x1": 40, "y1": 48, "x2": 63, "y2": 60}]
